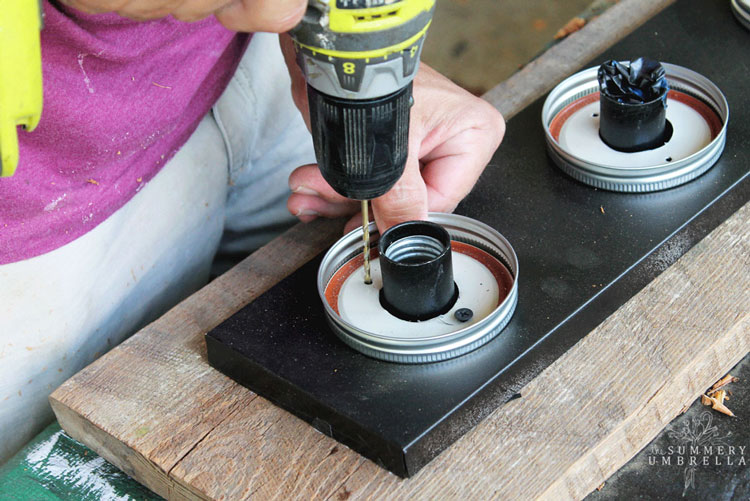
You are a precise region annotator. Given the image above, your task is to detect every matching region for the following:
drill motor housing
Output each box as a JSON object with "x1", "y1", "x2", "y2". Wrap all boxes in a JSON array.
[{"x1": 290, "y1": 0, "x2": 435, "y2": 200}]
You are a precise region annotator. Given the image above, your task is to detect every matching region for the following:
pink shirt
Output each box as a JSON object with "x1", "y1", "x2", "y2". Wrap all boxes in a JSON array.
[{"x1": 0, "y1": 3, "x2": 248, "y2": 264}]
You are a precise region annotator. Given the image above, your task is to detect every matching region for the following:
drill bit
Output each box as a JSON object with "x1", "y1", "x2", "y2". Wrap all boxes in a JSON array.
[{"x1": 362, "y1": 200, "x2": 372, "y2": 285}]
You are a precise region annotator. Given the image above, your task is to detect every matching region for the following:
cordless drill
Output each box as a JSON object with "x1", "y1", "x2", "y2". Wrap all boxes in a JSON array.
[{"x1": 289, "y1": 0, "x2": 436, "y2": 282}]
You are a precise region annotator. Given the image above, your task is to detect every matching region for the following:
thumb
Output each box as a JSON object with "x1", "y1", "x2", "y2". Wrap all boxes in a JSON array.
[{"x1": 370, "y1": 155, "x2": 428, "y2": 232}]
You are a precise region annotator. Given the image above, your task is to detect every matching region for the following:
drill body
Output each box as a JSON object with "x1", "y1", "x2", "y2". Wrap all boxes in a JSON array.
[{"x1": 289, "y1": 0, "x2": 435, "y2": 201}]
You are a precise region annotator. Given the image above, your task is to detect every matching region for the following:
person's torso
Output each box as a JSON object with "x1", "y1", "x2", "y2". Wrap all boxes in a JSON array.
[{"x1": 0, "y1": 2, "x2": 248, "y2": 264}]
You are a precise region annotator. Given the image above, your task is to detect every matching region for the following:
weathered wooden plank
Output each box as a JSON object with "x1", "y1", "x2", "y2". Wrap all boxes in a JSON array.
[{"x1": 171, "y1": 397, "x2": 366, "y2": 501}]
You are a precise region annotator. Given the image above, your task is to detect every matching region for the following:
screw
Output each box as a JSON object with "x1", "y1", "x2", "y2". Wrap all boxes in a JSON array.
[{"x1": 454, "y1": 308, "x2": 473, "y2": 322}]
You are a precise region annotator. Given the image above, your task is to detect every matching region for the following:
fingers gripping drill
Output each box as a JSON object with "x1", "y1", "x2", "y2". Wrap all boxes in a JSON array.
[{"x1": 289, "y1": 0, "x2": 435, "y2": 284}]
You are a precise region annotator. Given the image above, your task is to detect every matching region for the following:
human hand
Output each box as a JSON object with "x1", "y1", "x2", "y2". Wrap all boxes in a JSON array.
[
  {"x1": 58, "y1": 0, "x2": 307, "y2": 32},
  {"x1": 282, "y1": 36, "x2": 505, "y2": 233}
]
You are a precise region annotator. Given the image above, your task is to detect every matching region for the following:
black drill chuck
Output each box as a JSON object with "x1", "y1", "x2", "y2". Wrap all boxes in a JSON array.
[{"x1": 307, "y1": 83, "x2": 413, "y2": 201}]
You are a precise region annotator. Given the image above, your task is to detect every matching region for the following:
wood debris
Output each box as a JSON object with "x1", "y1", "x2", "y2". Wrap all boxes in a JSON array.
[
  {"x1": 554, "y1": 17, "x2": 586, "y2": 40},
  {"x1": 701, "y1": 374, "x2": 738, "y2": 417},
  {"x1": 86, "y1": 178, "x2": 99, "y2": 185},
  {"x1": 702, "y1": 394, "x2": 735, "y2": 417},
  {"x1": 707, "y1": 374, "x2": 739, "y2": 396}
]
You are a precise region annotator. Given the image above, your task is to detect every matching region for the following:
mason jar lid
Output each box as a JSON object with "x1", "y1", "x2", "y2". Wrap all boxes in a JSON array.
[
  {"x1": 317, "y1": 213, "x2": 519, "y2": 364},
  {"x1": 542, "y1": 62, "x2": 728, "y2": 192},
  {"x1": 732, "y1": 0, "x2": 750, "y2": 29}
]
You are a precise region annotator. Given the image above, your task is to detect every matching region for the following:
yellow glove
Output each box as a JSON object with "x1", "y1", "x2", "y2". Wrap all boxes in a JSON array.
[{"x1": 0, "y1": 0, "x2": 43, "y2": 177}]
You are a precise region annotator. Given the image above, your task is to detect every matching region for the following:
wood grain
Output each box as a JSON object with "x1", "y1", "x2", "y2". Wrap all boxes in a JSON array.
[
  {"x1": 50, "y1": 1, "x2": 748, "y2": 499},
  {"x1": 172, "y1": 397, "x2": 366, "y2": 500}
]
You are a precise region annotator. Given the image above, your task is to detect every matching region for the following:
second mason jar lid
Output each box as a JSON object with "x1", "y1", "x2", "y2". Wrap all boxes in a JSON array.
[{"x1": 542, "y1": 62, "x2": 729, "y2": 192}]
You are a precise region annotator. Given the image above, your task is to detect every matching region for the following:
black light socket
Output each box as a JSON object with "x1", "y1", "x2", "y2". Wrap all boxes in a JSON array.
[
  {"x1": 598, "y1": 58, "x2": 670, "y2": 152},
  {"x1": 378, "y1": 221, "x2": 458, "y2": 322}
]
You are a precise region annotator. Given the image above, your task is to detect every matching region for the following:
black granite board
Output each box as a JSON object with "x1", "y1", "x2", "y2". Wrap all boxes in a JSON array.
[{"x1": 206, "y1": 0, "x2": 750, "y2": 478}]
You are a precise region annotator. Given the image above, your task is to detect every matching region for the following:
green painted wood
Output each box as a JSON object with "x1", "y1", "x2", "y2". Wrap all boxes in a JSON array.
[{"x1": 0, "y1": 423, "x2": 161, "y2": 501}]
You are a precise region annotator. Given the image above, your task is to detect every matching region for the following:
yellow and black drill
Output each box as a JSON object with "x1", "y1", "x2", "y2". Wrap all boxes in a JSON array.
[{"x1": 289, "y1": 0, "x2": 436, "y2": 283}]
